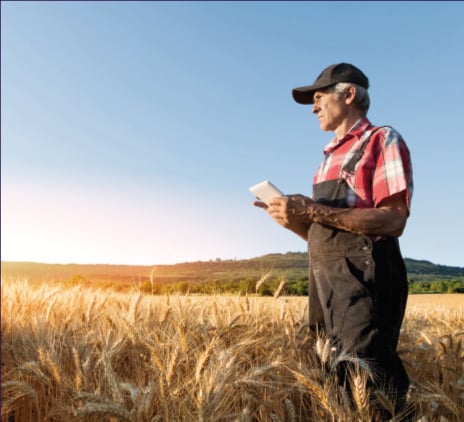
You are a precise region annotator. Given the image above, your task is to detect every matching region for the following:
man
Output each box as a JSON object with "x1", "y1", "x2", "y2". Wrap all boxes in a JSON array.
[{"x1": 254, "y1": 63, "x2": 413, "y2": 416}]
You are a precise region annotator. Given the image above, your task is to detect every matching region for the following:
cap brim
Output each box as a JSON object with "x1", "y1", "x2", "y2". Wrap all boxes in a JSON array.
[
  {"x1": 292, "y1": 86, "x2": 317, "y2": 104},
  {"x1": 292, "y1": 81, "x2": 338, "y2": 105}
]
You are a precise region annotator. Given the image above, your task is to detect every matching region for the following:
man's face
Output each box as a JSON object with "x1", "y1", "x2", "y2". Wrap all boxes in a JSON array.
[{"x1": 311, "y1": 88, "x2": 349, "y2": 132}]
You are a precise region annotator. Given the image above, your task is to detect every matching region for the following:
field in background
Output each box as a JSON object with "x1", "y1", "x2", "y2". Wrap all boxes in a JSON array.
[
  {"x1": 406, "y1": 293, "x2": 463, "y2": 308},
  {"x1": 2, "y1": 279, "x2": 463, "y2": 421}
]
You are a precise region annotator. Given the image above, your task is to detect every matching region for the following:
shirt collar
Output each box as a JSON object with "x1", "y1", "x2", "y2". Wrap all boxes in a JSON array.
[{"x1": 323, "y1": 116, "x2": 372, "y2": 154}]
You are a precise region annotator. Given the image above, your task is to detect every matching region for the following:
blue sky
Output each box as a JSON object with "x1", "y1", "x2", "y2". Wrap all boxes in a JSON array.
[{"x1": 2, "y1": 1, "x2": 464, "y2": 266}]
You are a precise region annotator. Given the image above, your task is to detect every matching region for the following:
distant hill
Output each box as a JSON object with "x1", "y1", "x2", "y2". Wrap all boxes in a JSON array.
[
  {"x1": 2, "y1": 253, "x2": 463, "y2": 286},
  {"x1": 404, "y1": 258, "x2": 464, "y2": 279}
]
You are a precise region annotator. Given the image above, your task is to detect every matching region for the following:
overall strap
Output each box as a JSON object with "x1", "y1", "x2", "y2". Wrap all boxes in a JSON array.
[{"x1": 342, "y1": 126, "x2": 390, "y2": 174}]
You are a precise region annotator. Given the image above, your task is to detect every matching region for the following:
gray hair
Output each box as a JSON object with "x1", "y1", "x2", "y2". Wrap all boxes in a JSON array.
[{"x1": 333, "y1": 82, "x2": 370, "y2": 115}]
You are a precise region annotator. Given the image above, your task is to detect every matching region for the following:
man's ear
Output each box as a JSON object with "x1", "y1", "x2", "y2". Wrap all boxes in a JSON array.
[{"x1": 345, "y1": 85, "x2": 357, "y2": 105}]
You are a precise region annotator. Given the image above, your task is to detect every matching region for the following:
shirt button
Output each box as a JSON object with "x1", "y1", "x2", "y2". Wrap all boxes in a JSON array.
[
  {"x1": 365, "y1": 259, "x2": 371, "y2": 266},
  {"x1": 362, "y1": 246, "x2": 370, "y2": 252}
]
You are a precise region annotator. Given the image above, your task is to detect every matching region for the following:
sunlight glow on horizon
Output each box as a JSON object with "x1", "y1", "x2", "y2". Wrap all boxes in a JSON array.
[{"x1": 2, "y1": 177, "x2": 302, "y2": 266}]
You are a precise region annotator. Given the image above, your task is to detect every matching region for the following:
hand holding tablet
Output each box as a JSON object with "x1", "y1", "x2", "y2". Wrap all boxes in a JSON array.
[{"x1": 249, "y1": 180, "x2": 285, "y2": 205}]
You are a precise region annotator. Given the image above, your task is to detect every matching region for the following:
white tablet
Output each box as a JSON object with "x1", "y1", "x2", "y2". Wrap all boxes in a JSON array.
[{"x1": 249, "y1": 180, "x2": 285, "y2": 205}]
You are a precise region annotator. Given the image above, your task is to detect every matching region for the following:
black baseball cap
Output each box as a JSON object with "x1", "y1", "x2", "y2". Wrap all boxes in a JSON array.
[{"x1": 292, "y1": 63, "x2": 369, "y2": 105}]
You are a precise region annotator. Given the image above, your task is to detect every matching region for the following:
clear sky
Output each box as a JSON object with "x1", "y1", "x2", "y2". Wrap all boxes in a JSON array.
[{"x1": 2, "y1": 1, "x2": 464, "y2": 267}]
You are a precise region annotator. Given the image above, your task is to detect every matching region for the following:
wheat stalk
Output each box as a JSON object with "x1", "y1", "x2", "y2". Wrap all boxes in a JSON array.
[
  {"x1": 255, "y1": 270, "x2": 273, "y2": 293},
  {"x1": 176, "y1": 324, "x2": 189, "y2": 354},
  {"x1": 103, "y1": 354, "x2": 124, "y2": 405},
  {"x1": 274, "y1": 277, "x2": 286, "y2": 298},
  {"x1": 159, "y1": 305, "x2": 171, "y2": 323},
  {"x1": 350, "y1": 372, "x2": 370, "y2": 414},
  {"x1": 74, "y1": 401, "x2": 132, "y2": 421},
  {"x1": 17, "y1": 361, "x2": 50, "y2": 385},
  {"x1": 129, "y1": 292, "x2": 142, "y2": 322},
  {"x1": 166, "y1": 345, "x2": 180, "y2": 386},
  {"x1": 72, "y1": 347, "x2": 83, "y2": 390},
  {"x1": 38, "y1": 347, "x2": 62, "y2": 385},
  {"x1": 195, "y1": 339, "x2": 217, "y2": 384},
  {"x1": 373, "y1": 389, "x2": 395, "y2": 419},
  {"x1": 315, "y1": 337, "x2": 332, "y2": 365}
]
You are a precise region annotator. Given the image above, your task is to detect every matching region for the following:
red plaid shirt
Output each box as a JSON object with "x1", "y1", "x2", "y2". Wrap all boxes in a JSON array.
[{"x1": 313, "y1": 117, "x2": 413, "y2": 209}]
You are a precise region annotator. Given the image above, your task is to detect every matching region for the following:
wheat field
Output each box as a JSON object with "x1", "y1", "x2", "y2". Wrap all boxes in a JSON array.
[{"x1": 1, "y1": 278, "x2": 463, "y2": 421}]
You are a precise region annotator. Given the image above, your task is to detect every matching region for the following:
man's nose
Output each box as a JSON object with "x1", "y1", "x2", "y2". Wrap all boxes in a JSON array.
[{"x1": 312, "y1": 103, "x2": 319, "y2": 114}]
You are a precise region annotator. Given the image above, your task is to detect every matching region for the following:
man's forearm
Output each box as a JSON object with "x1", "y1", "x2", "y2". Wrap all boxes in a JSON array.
[
  {"x1": 307, "y1": 202, "x2": 406, "y2": 237},
  {"x1": 266, "y1": 193, "x2": 408, "y2": 239}
]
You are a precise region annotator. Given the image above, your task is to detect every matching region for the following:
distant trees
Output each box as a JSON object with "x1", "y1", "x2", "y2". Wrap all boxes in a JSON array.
[
  {"x1": 408, "y1": 279, "x2": 464, "y2": 294},
  {"x1": 5, "y1": 253, "x2": 463, "y2": 296},
  {"x1": 66, "y1": 272, "x2": 464, "y2": 296}
]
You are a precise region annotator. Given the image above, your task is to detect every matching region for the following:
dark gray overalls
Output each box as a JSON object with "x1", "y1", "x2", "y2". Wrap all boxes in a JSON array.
[{"x1": 307, "y1": 128, "x2": 410, "y2": 409}]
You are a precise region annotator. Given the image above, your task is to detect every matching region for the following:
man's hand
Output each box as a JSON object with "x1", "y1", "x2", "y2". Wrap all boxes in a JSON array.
[{"x1": 253, "y1": 194, "x2": 313, "y2": 240}]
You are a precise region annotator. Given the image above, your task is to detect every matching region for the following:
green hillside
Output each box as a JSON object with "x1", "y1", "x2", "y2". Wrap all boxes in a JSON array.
[{"x1": 2, "y1": 252, "x2": 463, "y2": 295}]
